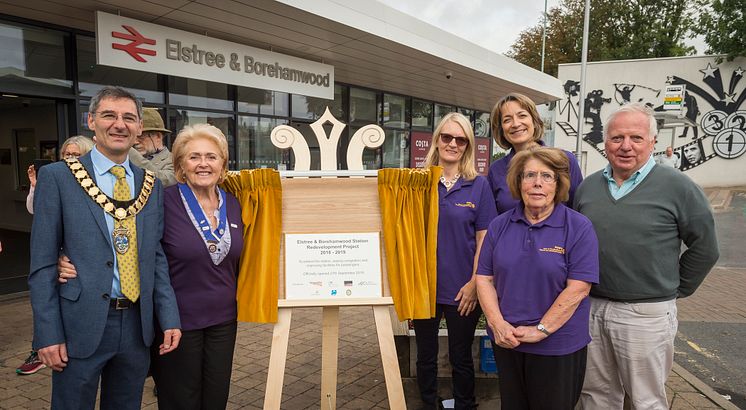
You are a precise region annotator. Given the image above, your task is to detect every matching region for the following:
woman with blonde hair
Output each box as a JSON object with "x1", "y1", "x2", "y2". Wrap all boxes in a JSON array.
[
  {"x1": 149, "y1": 123, "x2": 244, "y2": 409},
  {"x1": 414, "y1": 112, "x2": 496, "y2": 409}
]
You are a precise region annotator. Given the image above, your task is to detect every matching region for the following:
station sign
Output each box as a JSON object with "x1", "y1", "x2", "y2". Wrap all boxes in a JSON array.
[{"x1": 96, "y1": 11, "x2": 334, "y2": 99}]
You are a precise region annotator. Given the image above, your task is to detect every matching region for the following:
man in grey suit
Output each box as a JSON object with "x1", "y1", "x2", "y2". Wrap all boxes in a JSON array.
[{"x1": 29, "y1": 86, "x2": 181, "y2": 409}]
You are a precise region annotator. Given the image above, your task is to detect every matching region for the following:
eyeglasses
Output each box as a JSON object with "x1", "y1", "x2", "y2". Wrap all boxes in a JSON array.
[
  {"x1": 521, "y1": 171, "x2": 557, "y2": 183},
  {"x1": 94, "y1": 111, "x2": 139, "y2": 125},
  {"x1": 440, "y1": 133, "x2": 469, "y2": 147}
]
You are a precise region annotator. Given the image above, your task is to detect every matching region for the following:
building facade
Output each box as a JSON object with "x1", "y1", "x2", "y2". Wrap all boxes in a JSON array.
[{"x1": 0, "y1": 1, "x2": 561, "y2": 294}]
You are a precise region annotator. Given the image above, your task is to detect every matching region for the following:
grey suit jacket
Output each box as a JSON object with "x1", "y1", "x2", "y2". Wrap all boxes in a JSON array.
[{"x1": 29, "y1": 153, "x2": 180, "y2": 358}]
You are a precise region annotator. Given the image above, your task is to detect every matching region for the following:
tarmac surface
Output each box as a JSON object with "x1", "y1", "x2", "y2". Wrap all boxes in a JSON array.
[{"x1": 0, "y1": 187, "x2": 743, "y2": 409}]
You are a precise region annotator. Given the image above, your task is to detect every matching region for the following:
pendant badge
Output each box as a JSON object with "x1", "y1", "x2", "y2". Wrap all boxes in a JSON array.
[
  {"x1": 207, "y1": 241, "x2": 218, "y2": 253},
  {"x1": 113, "y1": 226, "x2": 131, "y2": 254}
]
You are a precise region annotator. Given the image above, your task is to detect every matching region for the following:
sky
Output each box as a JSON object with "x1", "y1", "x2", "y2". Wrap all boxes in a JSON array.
[
  {"x1": 377, "y1": 0, "x2": 562, "y2": 55},
  {"x1": 377, "y1": 0, "x2": 706, "y2": 55}
]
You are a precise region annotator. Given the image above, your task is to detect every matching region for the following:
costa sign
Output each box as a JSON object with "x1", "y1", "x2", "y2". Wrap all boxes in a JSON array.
[{"x1": 96, "y1": 11, "x2": 334, "y2": 99}]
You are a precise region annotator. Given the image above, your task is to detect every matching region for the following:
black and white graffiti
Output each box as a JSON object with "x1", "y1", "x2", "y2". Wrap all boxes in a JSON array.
[{"x1": 556, "y1": 61, "x2": 746, "y2": 172}]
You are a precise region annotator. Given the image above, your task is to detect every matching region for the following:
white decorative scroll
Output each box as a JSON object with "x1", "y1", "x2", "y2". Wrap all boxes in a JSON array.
[
  {"x1": 270, "y1": 106, "x2": 385, "y2": 172},
  {"x1": 270, "y1": 125, "x2": 311, "y2": 171},
  {"x1": 309, "y1": 107, "x2": 346, "y2": 171},
  {"x1": 347, "y1": 125, "x2": 385, "y2": 171}
]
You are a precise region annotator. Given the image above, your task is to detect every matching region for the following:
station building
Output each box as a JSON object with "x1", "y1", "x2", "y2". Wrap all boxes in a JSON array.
[{"x1": 0, "y1": 0, "x2": 561, "y2": 294}]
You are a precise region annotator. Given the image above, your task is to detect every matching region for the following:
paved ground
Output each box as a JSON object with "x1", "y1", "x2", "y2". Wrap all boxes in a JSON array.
[
  {"x1": 0, "y1": 295, "x2": 734, "y2": 409},
  {"x1": 1, "y1": 188, "x2": 742, "y2": 409},
  {"x1": 674, "y1": 188, "x2": 746, "y2": 409}
]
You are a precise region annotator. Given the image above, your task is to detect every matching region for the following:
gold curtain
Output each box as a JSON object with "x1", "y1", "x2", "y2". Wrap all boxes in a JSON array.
[
  {"x1": 378, "y1": 167, "x2": 441, "y2": 321},
  {"x1": 222, "y1": 169, "x2": 282, "y2": 323}
]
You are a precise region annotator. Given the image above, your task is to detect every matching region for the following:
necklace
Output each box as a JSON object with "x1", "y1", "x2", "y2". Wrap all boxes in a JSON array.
[{"x1": 440, "y1": 173, "x2": 461, "y2": 189}]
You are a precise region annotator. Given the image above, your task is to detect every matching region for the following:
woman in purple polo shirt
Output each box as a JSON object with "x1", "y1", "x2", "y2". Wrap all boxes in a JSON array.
[
  {"x1": 150, "y1": 124, "x2": 244, "y2": 409},
  {"x1": 416, "y1": 112, "x2": 497, "y2": 409},
  {"x1": 488, "y1": 93, "x2": 583, "y2": 214},
  {"x1": 476, "y1": 148, "x2": 599, "y2": 409}
]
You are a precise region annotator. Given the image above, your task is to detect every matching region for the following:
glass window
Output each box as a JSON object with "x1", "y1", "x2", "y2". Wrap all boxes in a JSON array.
[
  {"x1": 382, "y1": 129, "x2": 409, "y2": 168},
  {"x1": 237, "y1": 87, "x2": 288, "y2": 116},
  {"x1": 238, "y1": 116, "x2": 289, "y2": 170},
  {"x1": 0, "y1": 21, "x2": 73, "y2": 95},
  {"x1": 382, "y1": 94, "x2": 409, "y2": 129},
  {"x1": 78, "y1": 101, "x2": 93, "y2": 138},
  {"x1": 412, "y1": 99, "x2": 433, "y2": 129},
  {"x1": 434, "y1": 104, "x2": 454, "y2": 126},
  {"x1": 459, "y1": 107, "x2": 474, "y2": 120},
  {"x1": 168, "y1": 77, "x2": 233, "y2": 111},
  {"x1": 76, "y1": 36, "x2": 164, "y2": 103},
  {"x1": 292, "y1": 84, "x2": 346, "y2": 121},
  {"x1": 475, "y1": 111, "x2": 491, "y2": 139},
  {"x1": 168, "y1": 109, "x2": 236, "y2": 168},
  {"x1": 350, "y1": 88, "x2": 378, "y2": 124}
]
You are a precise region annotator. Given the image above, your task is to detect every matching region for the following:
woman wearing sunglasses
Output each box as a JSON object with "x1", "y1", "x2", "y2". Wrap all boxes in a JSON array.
[
  {"x1": 415, "y1": 112, "x2": 496, "y2": 409},
  {"x1": 488, "y1": 93, "x2": 583, "y2": 214}
]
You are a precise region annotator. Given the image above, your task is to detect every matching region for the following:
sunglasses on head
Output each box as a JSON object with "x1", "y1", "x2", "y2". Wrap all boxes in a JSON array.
[{"x1": 440, "y1": 133, "x2": 469, "y2": 147}]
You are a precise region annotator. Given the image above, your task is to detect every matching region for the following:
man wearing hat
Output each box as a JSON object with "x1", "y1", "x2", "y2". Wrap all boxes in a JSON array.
[{"x1": 129, "y1": 108, "x2": 177, "y2": 187}]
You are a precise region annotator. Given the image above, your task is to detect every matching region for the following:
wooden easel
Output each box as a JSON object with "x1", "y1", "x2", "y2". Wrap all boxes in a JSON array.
[{"x1": 263, "y1": 176, "x2": 406, "y2": 410}]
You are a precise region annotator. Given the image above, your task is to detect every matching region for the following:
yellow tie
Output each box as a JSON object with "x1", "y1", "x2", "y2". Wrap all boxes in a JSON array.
[{"x1": 110, "y1": 165, "x2": 140, "y2": 302}]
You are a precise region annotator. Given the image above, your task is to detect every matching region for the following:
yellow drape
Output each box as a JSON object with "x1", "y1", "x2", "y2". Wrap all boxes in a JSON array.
[
  {"x1": 221, "y1": 169, "x2": 282, "y2": 323},
  {"x1": 377, "y1": 167, "x2": 441, "y2": 321}
]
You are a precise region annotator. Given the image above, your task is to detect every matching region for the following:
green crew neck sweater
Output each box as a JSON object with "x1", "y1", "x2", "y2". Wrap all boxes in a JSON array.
[{"x1": 574, "y1": 164, "x2": 719, "y2": 302}]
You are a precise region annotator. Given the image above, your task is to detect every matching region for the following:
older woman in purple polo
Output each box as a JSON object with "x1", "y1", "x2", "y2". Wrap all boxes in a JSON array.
[
  {"x1": 415, "y1": 112, "x2": 497, "y2": 409},
  {"x1": 488, "y1": 93, "x2": 583, "y2": 214},
  {"x1": 476, "y1": 148, "x2": 599, "y2": 409}
]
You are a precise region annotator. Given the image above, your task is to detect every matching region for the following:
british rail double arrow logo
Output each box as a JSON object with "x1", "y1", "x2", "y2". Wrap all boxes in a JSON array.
[{"x1": 111, "y1": 25, "x2": 156, "y2": 62}]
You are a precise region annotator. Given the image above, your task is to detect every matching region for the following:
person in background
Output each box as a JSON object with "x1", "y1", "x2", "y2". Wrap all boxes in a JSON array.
[
  {"x1": 414, "y1": 112, "x2": 496, "y2": 409},
  {"x1": 655, "y1": 146, "x2": 677, "y2": 168},
  {"x1": 575, "y1": 103, "x2": 719, "y2": 409},
  {"x1": 25, "y1": 136, "x2": 94, "y2": 215},
  {"x1": 16, "y1": 135, "x2": 94, "y2": 377},
  {"x1": 476, "y1": 147, "x2": 599, "y2": 409},
  {"x1": 488, "y1": 93, "x2": 583, "y2": 214},
  {"x1": 129, "y1": 108, "x2": 177, "y2": 187}
]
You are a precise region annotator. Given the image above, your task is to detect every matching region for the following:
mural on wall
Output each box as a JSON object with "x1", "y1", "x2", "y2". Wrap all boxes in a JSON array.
[{"x1": 556, "y1": 60, "x2": 746, "y2": 174}]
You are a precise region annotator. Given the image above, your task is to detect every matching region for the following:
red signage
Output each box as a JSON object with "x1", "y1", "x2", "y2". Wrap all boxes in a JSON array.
[
  {"x1": 410, "y1": 131, "x2": 432, "y2": 168},
  {"x1": 111, "y1": 25, "x2": 156, "y2": 62},
  {"x1": 475, "y1": 138, "x2": 490, "y2": 175}
]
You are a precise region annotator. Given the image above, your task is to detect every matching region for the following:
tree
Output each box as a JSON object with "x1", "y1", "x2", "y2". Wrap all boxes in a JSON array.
[
  {"x1": 694, "y1": 0, "x2": 746, "y2": 61},
  {"x1": 507, "y1": 0, "x2": 699, "y2": 77}
]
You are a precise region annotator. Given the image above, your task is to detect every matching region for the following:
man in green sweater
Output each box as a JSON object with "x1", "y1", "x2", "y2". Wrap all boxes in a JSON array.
[{"x1": 574, "y1": 103, "x2": 719, "y2": 410}]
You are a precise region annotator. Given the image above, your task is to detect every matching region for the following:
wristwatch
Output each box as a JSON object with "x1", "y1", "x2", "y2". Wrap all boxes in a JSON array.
[{"x1": 537, "y1": 323, "x2": 551, "y2": 336}]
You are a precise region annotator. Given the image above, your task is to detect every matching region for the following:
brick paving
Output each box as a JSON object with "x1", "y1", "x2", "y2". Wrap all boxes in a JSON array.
[
  {"x1": 0, "y1": 295, "x2": 728, "y2": 409},
  {"x1": 677, "y1": 267, "x2": 746, "y2": 324},
  {"x1": 2, "y1": 189, "x2": 740, "y2": 409}
]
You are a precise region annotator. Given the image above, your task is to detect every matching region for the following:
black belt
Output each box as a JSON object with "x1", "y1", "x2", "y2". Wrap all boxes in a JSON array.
[{"x1": 110, "y1": 298, "x2": 137, "y2": 310}]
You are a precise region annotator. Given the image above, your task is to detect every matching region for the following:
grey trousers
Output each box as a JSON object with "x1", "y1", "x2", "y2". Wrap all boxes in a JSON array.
[{"x1": 578, "y1": 297, "x2": 678, "y2": 410}]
